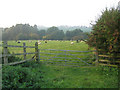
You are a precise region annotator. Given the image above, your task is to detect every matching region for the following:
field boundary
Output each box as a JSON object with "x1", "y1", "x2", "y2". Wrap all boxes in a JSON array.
[
  {"x1": 1, "y1": 41, "x2": 119, "y2": 68},
  {"x1": 98, "y1": 54, "x2": 120, "y2": 68},
  {"x1": 1, "y1": 41, "x2": 98, "y2": 67}
]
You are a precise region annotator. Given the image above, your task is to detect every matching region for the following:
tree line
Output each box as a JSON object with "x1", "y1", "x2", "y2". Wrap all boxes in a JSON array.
[{"x1": 2, "y1": 24, "x2": 89, "y2": 40}]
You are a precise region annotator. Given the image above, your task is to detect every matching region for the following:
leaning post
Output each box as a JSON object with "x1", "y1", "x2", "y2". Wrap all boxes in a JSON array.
[
  {"x1": 3, "y1": 41, "x2": 8, "y2": 64},
  {"x1": 35, "y1": 42, "x2": 39, "y2": 63}
]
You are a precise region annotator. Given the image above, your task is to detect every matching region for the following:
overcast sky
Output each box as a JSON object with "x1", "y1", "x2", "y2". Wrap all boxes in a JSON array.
[{"x1": 0, "y1": 0, "x2": 119, "y2": 28}]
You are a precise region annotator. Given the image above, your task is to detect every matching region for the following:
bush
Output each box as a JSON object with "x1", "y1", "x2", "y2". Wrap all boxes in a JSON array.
[
  {"x1": 2, "y1": 65, "x2": 43, "y2": 88},
  {"x1": 87, "y1": 7, "x2": 120, "y2": 58}
]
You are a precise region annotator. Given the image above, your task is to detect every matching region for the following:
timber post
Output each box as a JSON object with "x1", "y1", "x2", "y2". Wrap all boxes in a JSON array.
[
  {"x1": 95, "y1": 47, "x2": 99, "y2": 66},
  {"x1": 35, "y1": 42, "x2": 39, "y2": 63},
  {"x1": 3, "y1": 41, "x2": 8, "y2": 64},
  {"x1": 23, "y1": 43, "x2": 26, "y2": 59}
]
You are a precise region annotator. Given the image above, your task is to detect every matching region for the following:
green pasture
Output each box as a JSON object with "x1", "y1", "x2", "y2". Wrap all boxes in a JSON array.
[
  {"x1": 39, "y1": 64, "x2": 118, "y2": 88},
  {"x1": 7, "y1": 40, "x2": 91, "y2": 50},
  {"x1": 5, "y1": 40, "x2": 95, "y2": 65}
]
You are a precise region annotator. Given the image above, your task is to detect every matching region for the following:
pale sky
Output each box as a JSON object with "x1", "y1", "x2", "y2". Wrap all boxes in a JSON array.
[{"x1": 0, "y1": 0, "x2": 119, "y2": 28}]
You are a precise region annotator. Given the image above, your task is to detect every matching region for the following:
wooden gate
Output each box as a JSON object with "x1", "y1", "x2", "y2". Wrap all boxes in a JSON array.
[{"x1": 39, "y1": 49, "x2": 96, "y2": 67}]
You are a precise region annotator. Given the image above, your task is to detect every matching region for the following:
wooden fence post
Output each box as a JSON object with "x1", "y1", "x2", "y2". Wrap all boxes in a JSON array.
[
  {"x1": 35, "y1": 42, "x2": 39, "y2": 63},
  {"x1": 95, "y1": 48, "x2": 99, "y2": 66},
  {"x1": 23, "y1": 43, "x2": 26, "y2": 59},
  {"x1": 3, "y1": 41, "x2": 8, "y2": 64}
]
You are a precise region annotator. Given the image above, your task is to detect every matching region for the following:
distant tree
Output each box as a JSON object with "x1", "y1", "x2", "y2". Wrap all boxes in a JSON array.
[
  {"x1": 65, "y1": 29, "x2": 86, "y2": 40},
  {"x1": 2, "y1": 24, "x2": 89, "y2": 40},
  {"x1": 46, "y1": 26, "x2": 59, "y2": 35},
  {"x1": 66, "y1": 31, "x2": 72, "y2": 40},
  {"x1": 38, "y1": 29, "x2": 46, "y2": 39},
  {"x1": 45, "y1": 26, "x2": 64, "y2": 40}
]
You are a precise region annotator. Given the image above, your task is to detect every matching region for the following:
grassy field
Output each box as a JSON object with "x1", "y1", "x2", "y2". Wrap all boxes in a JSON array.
[
  {"x1": 2, "y1": 40, "x2": 119, "y2": 88},
  {"x1": 7, "y1": 40, "x2": 91, "y2": 50},
  {"x1": 39, "y1": 64, "x2": 118, "y2": 88},
  {"x1": 4, "y1": 40, "x2": 95, "y2": 65},
  {"x1": 8, "y1": 40, "x2": 92, "y2": 58}
]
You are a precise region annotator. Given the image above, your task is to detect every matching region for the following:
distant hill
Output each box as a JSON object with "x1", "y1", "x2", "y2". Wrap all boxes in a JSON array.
[{"x1": 37, "y1": 25, "x2": 92, "y2": 32}]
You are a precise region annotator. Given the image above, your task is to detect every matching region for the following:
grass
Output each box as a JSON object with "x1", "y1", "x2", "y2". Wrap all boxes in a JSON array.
[
  {"x1": 7, "y1": 40, "x2": 91, "y2": 51},
  {"x1": 1, "y1": 40, "x2": 119, "y2": 88},
  {"x1": 38, "y1": 63, "x2": 118, "y2": 88},
  {"x1": 2, "y1": 61, "x2": 118, "y2": 88}
]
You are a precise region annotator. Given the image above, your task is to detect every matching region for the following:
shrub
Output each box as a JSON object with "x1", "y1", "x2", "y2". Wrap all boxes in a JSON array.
[
  {"x1": 2, "y1": 65, "x2": 43, "y2": 88},
  {"x1": 87, "y1": 7, "x2": 120, "y2": 58}
]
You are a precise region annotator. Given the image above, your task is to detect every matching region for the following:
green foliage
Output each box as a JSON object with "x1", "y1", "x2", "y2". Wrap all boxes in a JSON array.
[
  {"x1": 2, "y1": 63, "x2": 43, "y2": 88},
  {"x1": 96, "y1": 66, "x2": 118, "y2": 76},
  {"x1": 65, "y1": 29, "x2": 88, "y2": 40},
  {"x1": 87, "y1": 7, "x2": 120, "y2": 57}
]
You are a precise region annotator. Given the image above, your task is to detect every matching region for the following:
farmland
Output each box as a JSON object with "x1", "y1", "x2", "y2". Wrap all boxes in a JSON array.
[
  {"x1": 7, "y1": 40, "x2": 91, "y2": 51},
  {"x1": 2, "y1": 40, "x2": 119, "y2": 88}
]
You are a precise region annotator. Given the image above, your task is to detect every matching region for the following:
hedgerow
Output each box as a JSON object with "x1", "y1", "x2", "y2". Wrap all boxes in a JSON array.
[{"x1": 87, "y1": 7, "x2": 120, "y2": 58}]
